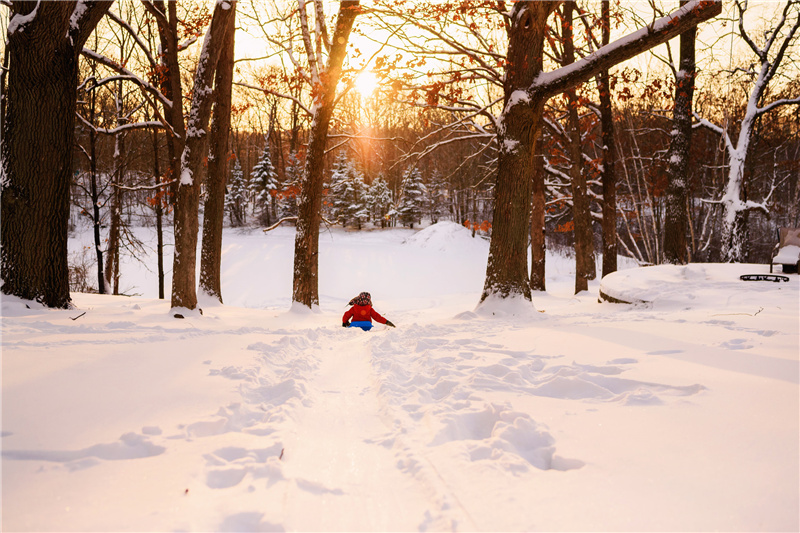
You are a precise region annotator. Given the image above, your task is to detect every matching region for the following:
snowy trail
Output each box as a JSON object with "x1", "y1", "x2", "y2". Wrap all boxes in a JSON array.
[
  {"x1": 3, "y1": 224, "x2": 798, "y2": 531},
  {"x1": 278, "y1": 329, "x2": 464, "y2": 531}
]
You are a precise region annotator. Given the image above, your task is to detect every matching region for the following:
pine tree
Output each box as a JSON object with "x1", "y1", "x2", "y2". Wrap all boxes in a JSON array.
[
  {"x1": 328, "y1": 152, "x2": 352, "y2": 223},
  {"x1": 368, "y1": 176, "x2": 393, "y2": 228},
  {"x1": 250, "y1": 140, "x2": 280, "y2": 225},
  {"x1": 353, "y1": 175, "x2": 370, "y2": 229},
  {"x1": 225, "y1": 158, "x2": 247, "y2": 226},
  {"x1": 397, "y1": 166, "x2": 428, "y2": 228},
  {"x1": 281, "y1": 151, "x2": 302, "y2": 218},
  {"x1": 328, "y1": 153, "x2": 369, "y2": 228},
  {"x1": 427, "y1": 171, "x2": 447, "y2": 224}
]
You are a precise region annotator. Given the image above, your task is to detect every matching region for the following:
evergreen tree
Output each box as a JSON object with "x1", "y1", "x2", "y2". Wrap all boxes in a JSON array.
[
  {"x1": 397, "y1": 166, "x2": 428, "y2": 228},
  {"x1": 368, "y1": 176, "x2": 393, "y2": 228},
  {"x1": 427, "y1": 171, "x2": 448, "y2": 224},
  {"x1": 353, "y1": 175, "x2": 370, "y2": 229},
  {"x1": 225, "y1": 158, "x2": 247, "y2": 226},
  {"x1": 250, "y1": 140, "x2": 280, "y2": 225},
  {"x1": 328, "y1": 152, "x2": 352, "y2": 223},
  {"x1": 328, "y1": 153, "x2": 369, "y2": 228},
  {"x1": 281, "y1": 151, "x2": 302, "y2": 218}
]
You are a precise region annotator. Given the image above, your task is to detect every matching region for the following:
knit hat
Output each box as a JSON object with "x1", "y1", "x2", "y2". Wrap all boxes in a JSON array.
[{"x1": 348, "y1": 292, "x2": 372, "y2": 306}]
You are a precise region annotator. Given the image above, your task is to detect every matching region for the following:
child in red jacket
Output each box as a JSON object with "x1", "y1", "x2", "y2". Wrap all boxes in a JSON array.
[{"x1": 342, "y1": 292, "x2": 395, "y2": 331}]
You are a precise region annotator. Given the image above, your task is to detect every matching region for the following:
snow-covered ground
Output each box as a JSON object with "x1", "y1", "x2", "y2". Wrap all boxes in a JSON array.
[{"x1": 2, "y1": 221, "x2": 798, "y2": 532}]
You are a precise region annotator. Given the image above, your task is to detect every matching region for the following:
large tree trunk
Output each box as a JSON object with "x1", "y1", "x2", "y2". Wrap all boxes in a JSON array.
[
  {"x1": 171, "y1": 0, "x2": 237, "y2": 310},
  {"x1": 563, "y1": 2, "x2": 595, "y2": 294},
  {"x1": 599, "y1": 0, "x2": 618, "y2": 278},
  {"x1": 481, "y1": 2, "x2": 558, "y2": 303},
  {"x1": 663, "y1": 0, "x2": 696, "y2": 265},
  {"x1": 292, "y1": 0, "x2": 360, "y2": 308},
  {"x1": 199, "y1": 9, "x2": 236, "y2": 303},
  {"x1": 481, "y1": 0, "x2": 721, "y2": 304},
  {"x1": 1, "y1": 1, "x2": 112, "y2": 308}
]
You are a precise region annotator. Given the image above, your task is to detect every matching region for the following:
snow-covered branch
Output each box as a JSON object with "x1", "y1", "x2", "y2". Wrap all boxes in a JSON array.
[
  {"x1": 527, "y1": 0, "x2": 722, "y2": 102},
  {"x1": 76, "y1": 113, "x2": 164, "y2": 136},
  {"x1": 81, "y1": 48, "x2": 172, "y2": 109},
  {"x1": 234, "y1": 81, "x2": 313, "y2": 117},
  {"x1": 105, "y1": 9, "x2": 157, "y2": 68},
  {"x1": 112, "y1": 179, "x2": 177, "y2": 192}
]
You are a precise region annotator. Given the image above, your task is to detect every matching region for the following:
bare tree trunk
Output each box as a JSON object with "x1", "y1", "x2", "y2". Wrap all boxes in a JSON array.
[
  {"x1": 200, "y1": 9, "x2": 236, "y2": 303},
  {"x1": 147, "y1": 120, "x2": 166, "y2": 300},
  {"x1": 530, "y1": 148, "x2": 546, "y2": 292},
  {"x1": 1, "y1": 1, "x2": 112, "y2": 308},
  {"x1": 292, "y1": 1, "x2": 360, "y2": 308},
  {"x1": 105, "y1": 81, "x2": 126, "y2": 294},
  {"x1": 599, "y1": 0, "x2": 618, "y2": 277},
  {"x1": 171, "y1": 1, "x2": 237, "y2": 310},
  {"x1": 663, "y1": 0, "x2": 696, "y2": 265},
  {"x1": 88, "y1": 83, "x2": 106, "y2": 294},
  {"x1": 563, "y1": 2, "x2": 595, "y2": 294},
  {"x1": 144, "y1": 0, "x2": 185, "y2": 204},
  {"x1": 481, "y1": 2, "x2": 558, "y2": 303}
]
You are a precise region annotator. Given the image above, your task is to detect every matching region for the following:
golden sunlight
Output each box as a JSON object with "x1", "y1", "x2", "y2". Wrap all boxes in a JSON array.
[{"x1": 354, "y1": 71, "x2": 378, "y2": 97}]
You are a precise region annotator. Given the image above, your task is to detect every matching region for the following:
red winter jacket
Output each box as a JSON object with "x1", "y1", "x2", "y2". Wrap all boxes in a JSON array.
[{"x1": 343, "y1": 304, "x2": 387, "y2": 325}]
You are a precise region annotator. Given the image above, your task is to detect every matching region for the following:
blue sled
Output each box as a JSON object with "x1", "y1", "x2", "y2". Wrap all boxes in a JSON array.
[{"x1": 348, "y1": 321, "x2": 373, "y2": 331}]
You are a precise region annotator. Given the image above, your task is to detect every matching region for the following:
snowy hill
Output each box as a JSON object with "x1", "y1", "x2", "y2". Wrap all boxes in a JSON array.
[{"x1": 2, "y1": 223, "x2": 798, "y2": 531}]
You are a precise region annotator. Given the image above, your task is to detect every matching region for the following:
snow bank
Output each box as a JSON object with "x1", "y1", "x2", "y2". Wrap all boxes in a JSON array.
[
  {"x1": 403, "y1": 220, "x2": 486, "y2": 251},
  {"x1": 600, "y1": 262, "x2": 798, "y2": 310}
]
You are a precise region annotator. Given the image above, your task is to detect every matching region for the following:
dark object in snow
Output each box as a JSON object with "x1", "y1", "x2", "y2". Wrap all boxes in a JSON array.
[
  {"x1": 184, "y1": 489, "x2": 189, "y2": 495},
  {"x1": 174, "y1": 313, "x2": 185, "y2": 319},
  {"x1": 70, "y1": 312, "x2": 86, "y2": 321},
  {"x1": 342, "y1": 292, "x2": 394, "y2": 330},
  {"x1": 279, "y1": 448, "x2": 284, "y2": 460},
  {"x1": 740, "y1": 274, "x2": 789, "y2": 283},
  {"x1": 769, "y1": 228, "x2": 800, "y2": 274}
]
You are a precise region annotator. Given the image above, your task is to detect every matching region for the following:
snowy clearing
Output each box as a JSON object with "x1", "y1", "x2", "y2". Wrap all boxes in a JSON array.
[{"x1": 2, "y1": 222, "x2": 798, "y2": 531}]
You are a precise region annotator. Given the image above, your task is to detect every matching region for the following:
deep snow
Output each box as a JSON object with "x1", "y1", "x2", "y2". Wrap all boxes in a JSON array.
[{"x1": 2, "y1": 221, "x2": 798, "y2": 531}]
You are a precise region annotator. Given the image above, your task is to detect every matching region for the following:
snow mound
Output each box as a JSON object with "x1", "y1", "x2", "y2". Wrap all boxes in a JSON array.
[
  {"x1": 403, "y1": 221, "x2": 485, "y2": 251},
  {"x1": 600, "y1": 263, "x2": 797, "y2": 310},
  {"x1": 474, "y1": 293, "x2": 542, "y2": 320}
]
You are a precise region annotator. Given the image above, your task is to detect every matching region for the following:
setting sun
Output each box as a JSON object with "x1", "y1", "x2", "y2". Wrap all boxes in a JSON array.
[{"x1": 354, "y1": 71, "x2": 378, "y2": 97}]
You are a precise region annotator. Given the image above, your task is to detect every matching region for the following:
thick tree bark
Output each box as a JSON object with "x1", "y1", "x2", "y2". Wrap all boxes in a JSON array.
[
  {"x1": 199, "y1": 9, "x2": 236, "y2": 303},
  {"x1": 481, "y1": 0, "x2": 721, "y2": 304},
  {"x1": 481, "y1": 2, "x2": 558, "y2": 303},
  {"x1": 599, "y1": 0, "x2": 618, "y2": 277},
  {"x1": 663, "y1": 0, "x2": 696, "y2": 265},
  {"x1": 292, "y1": 0, "x2": 360, "y2": 308},
  {"x1": 1, "y1": 1, "x2": 112, "y2": 308},
  {"x1": 563, "y1": 2, "x2": 595, "y2": 294},
  {"x1": 171, "y1": 0, "x2": 237, "y2": 310}
]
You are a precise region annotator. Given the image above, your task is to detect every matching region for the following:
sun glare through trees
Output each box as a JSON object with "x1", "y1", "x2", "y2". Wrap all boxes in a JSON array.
[{"x1": 0, "y1": 0, "x2": 798, "y2": 310}]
